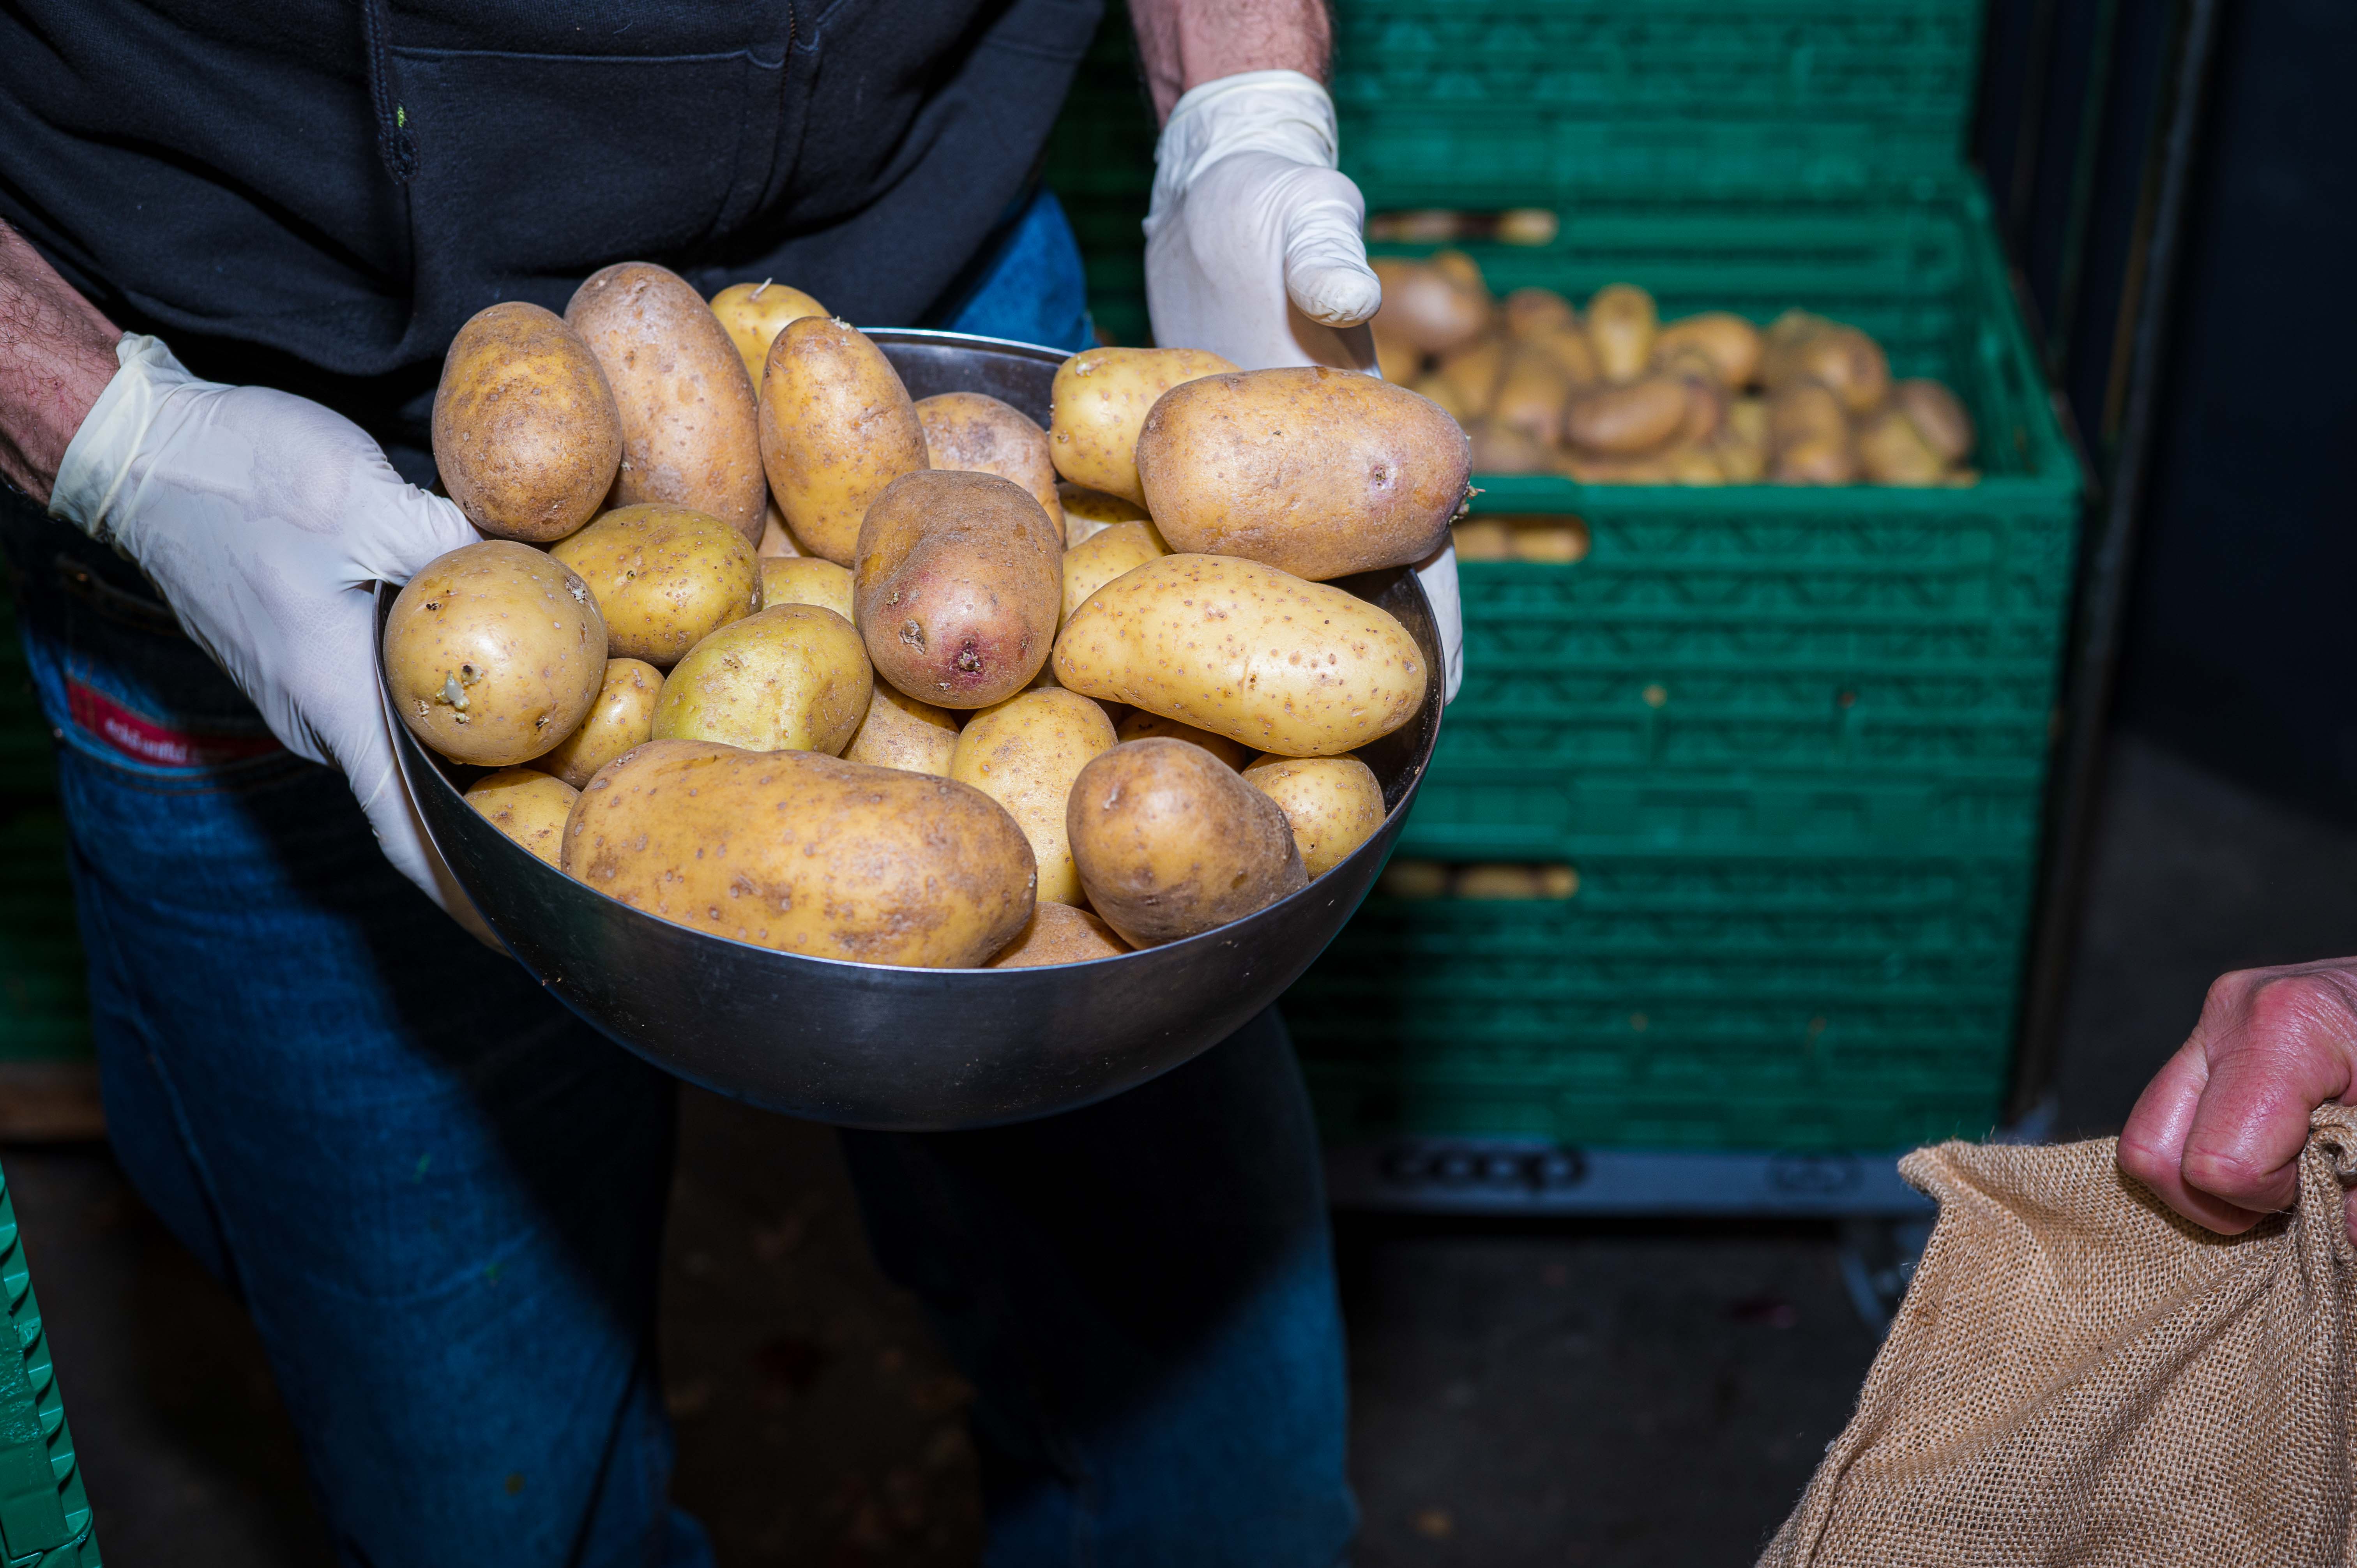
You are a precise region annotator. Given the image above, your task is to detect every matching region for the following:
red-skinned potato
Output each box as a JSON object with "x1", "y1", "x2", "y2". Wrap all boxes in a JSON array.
[{"x1": 853, "y1": 470, "x2": 1062, "y2": 709}]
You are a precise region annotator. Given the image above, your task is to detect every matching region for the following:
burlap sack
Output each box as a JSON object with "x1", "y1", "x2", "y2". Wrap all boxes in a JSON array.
[{"x1": 1762, "y1": 1105, "x2": 2357, "y2": 1567}]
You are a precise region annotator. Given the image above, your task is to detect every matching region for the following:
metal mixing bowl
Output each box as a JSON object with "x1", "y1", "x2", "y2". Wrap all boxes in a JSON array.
[{"x1": 376, "y1": 329, "x2": 1441, "y2": 1129}]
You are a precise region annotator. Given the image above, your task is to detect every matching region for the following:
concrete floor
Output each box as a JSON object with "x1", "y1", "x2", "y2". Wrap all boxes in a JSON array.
[{"x1": 11, "y1": 734, "x2": 2357, "y2": 1566}]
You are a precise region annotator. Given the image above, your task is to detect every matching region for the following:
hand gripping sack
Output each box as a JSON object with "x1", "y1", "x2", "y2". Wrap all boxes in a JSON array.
[{"x1": 1763, "y1": 1106, "x2": 2357, "y2": 1567}]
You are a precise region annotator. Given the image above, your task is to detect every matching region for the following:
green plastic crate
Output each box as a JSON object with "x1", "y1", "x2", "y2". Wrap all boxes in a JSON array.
[
  {"x1": 1041, "y1": 4, "x2": 2088, "y2": 1153},
  {"x1": 0, "y1": 1162, "x2": 97, "y2": 1567},
  {"x1": 1291, "y1": 851, "x2": 2026, "y2": 1150},
  {"x1": 1296, "y1": 186, "x2": 2080, "y2": 1151},
  {"x1": 1333, "y1": 0, "x2": 1985, "y2": 207}
]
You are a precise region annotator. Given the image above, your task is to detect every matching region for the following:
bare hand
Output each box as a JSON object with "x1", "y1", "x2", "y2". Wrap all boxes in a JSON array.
[
  {"x1": 0, "y1": 221, "x2": 121, "y2": 503},
  {"x1": 2118, "y1": 959, "x2": 2357, "y2": 1243}
]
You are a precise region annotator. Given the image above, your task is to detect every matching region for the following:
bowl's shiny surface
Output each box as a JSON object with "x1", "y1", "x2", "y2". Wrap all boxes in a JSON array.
[{"x1": 378, "y1": 329, "x2": 1441, "y2": 1129}]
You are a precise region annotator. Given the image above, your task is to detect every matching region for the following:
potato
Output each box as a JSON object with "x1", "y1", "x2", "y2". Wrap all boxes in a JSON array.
[
  {"x1": 1855, "y1": 409, "x2": 1947, "y2": 485},
  {"x1": 1773, "y1": 436, "x2": 1859, "y2": 486},
  {"x1": 1370, "y1": 256, "x2": 1490, "y2": 355},
  {"x1": 1451, "y1": 518, "x2": 1512, "y2": 560},
  {"x1": 1241, "y1": 753, "x2": 1385, "y2": 876},
  {"x1": 1066, "y1": 738, "x2": 1307, "y2": 947},
  {"x1": 1047, "y1": 346, "x2": 1237, "y2": 507},
  {"x1": 983, "y1": 902, "x2": 1130, "y2": 968},
  {"x1": 1519, "y1": 323, "x2": 1601, "y2": 388},
  {"x1": 549, "y1": 503, "x2": 759, "y2": 667},
  {"x1": 1371, "y1": 326, "x2": 1424, "y2": 385},
  {"x1": 950, "y1": 688, "x2": 1117, "y2": 905},
  {"x1": 1465, "y1": 420, "x2": 1552, "y2": 474},
  {"x1": 1564, "y1": 375, "x2": 1689, "y2": 454},
  {"x1": 1053, "y1": 553, "x2": 1427, "y2": 757},
  {"x1": 384, "y1": 540, "x2": 606, "y2": 766},
  {"x1": 1409, "y1": 370, "x2": 1476, "y2": 424},
  {"x1": 1894, "y1": 379, "x2": 1975, "y2": 463},
  {"x1": 1586, "y1": 284, "x2": 1658, "y2": 381},
  {"x1": 540, "y1": 657, "x2": 661, "y2": 788},
  {"x1": 1426, "y1": 334, "x2": 1507, "y2": 416},
  {"x1": 1509, "y1": 520, "x2": 1590, "y2": 563},
  {"x1": 916, "y1": 392, "x2": 1064, "y2": 542},
  {"x1": 1429, "y1": 249, "x2": 1486, "y2": 293},
  {"x1": 567, "y1": 262, "x2": 766, "y2": 543},
  {"x1": 464, "y1": 768, "x2": 578, "y2": 866},
  {"x1": 1502, "y1": 287, "x2": 1578, "y2": 337},
  {"x1": 759, "y1": 317, "x2": 930, "y2": 566},
  {"x1": 650, "y1": 604, "x2": 872, "y2": 756},
  {"x1": 1672, "y1": 369, "x2": 1728, "y2": 445},
  {"x1": 1558, "y1": 449, "x2": 1675, "y2": 484},
  {"x1": 1767, "y1": 383, "x2": 1849, "y2": 452},
  {"x1": 1766, "y1": 388, "x2": 1857, "y2": 480},
  {"x1": 844, "y1": 684, "x2": 961, "y2": 776},
  {"x1": 1457, "y1": 863, "x2": 1542, "y2": 900},
  {"x1": 1662, "y1": 443, "x2": 1727, "y2": 485},
  {"x1": 1136, "y1": 368, "x2": 1472, "y2": 581},
  {"x1": 431, "y1": 302, "x2": 620, "y2": 543},
  {"x1": 1712, "y1": 420, "x2": 1769, "y2": 483},
  {"x1": 758, "y1": 500, "x2": 801, "y2": 557},
  {"x1": 1061, "y1": 519, "x2": 1170, "y2": 628},
  {"x1": 1491, "y1": 345, "x2": 1574, "y2": 443},
  {"x1": 1378, "y1": 858, "x2": 1450, "y2": 899},
  {"x1": 759, "y1": 555, "x2": 855, "y2": 622},
  {"x1": 1056, "y1": 481, "x2": 1149, "y2": 548},
  {"x1": 1117, "y1": 710, "x2": 1249, "y2": 769},
  {"x1": 564, "y1": 741, "x2": 1034, "y2": 967},
  {"x1": 1653, "y1": 313, "x2": 1763, "y2": 388},
  {"x1": 1761, "y1": 312, "x2": 1890, "y2": 414},
  {"x1": 853, "y1": 469, "x2": 1061, "y2": 708},
  {"x1": 709, "y1": 279, "x2": 827, "y2": 384}
]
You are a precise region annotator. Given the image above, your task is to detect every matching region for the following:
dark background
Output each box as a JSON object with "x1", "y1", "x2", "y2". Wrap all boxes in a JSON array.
[{"x1": 1977, "y1": 0, "x2": 2357, "y2": 825}]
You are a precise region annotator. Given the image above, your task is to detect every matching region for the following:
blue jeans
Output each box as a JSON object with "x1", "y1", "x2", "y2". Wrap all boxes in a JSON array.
[{"x1": 1, "y1": 189, "x2": 1354, "y2": 1567}]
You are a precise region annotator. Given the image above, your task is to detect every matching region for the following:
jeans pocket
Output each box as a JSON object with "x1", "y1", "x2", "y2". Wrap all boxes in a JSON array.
[{"x1": 4, "y1": 514, "x2": 308, "y2": 795}]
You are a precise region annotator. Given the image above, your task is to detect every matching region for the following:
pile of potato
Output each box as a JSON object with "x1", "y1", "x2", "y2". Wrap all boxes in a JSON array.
[
  {"x1": 1377, "y1": 860, "x2": 1580, "y2": 901},
  {"x1": 387, "y1": 264, "x2": 1469, "y2": 969},
  {"x1": 1371, "y1": 251, "x2": 1978, "y2": 486}
]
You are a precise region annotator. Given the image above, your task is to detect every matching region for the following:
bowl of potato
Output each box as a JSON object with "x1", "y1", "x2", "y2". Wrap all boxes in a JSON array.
[{"x1": 378, "y1": 291, "x2": 1461, "y2": 1130}]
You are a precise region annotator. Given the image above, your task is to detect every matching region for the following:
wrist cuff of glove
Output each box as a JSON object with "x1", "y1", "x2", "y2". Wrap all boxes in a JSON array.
[
  {"x1": 49, "y1": 333, "x2": 197, "y2": 542},
  {"x1": 1150, "y1": 69, "x2": 1339, "y2": 219}
]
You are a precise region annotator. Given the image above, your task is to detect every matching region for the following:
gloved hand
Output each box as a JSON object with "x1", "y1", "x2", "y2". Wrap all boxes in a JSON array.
[
  {"x1": 2119, "y1": 958, "x2": 2357, "y2": 1245},
  {"x1": 1144, "y1": 68, "x2": 1464, "y2": 701},
  {"x1": 48, "y1": 334, "x2": 493, "y2": 934}
]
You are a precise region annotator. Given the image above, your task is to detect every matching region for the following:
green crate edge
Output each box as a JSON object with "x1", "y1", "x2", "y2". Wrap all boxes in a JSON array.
[{"x1": 0, "y1": 1165, "x2": 95, "y2": 1565}]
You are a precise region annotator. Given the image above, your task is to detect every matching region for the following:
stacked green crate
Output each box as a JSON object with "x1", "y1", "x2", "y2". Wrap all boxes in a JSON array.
[
  {"x1": 0, "y1": 1161, "x2": 98, "y2": 1566},
  {"x1": 1046, "y1": 2, "x2": 2085, "y2": 1155}
]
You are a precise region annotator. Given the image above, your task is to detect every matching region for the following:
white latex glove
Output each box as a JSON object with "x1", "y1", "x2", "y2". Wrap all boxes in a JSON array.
[
  {"x1": 1144, "y1": 69, "x2": 1379, "y2": 371},
  {"x1": 1145, "y1": 70, "x2": 1463, "y2": 701},
  {"x1": 49, "y1": 334, "x2": 493, "y2": 936}
]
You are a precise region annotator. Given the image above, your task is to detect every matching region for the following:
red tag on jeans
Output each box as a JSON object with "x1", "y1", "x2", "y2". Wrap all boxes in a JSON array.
[{"x1": 65, "y1": 678, "x2": 283, "y2": 768}]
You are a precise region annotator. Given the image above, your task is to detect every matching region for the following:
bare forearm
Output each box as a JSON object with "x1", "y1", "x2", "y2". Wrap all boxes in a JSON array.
[
  {"x1": 0, "y1": 221, "x2": 119, "y2": 505},
  {"x1": 1129, "y1": 0, "x2": 1333, "y2": 123}
]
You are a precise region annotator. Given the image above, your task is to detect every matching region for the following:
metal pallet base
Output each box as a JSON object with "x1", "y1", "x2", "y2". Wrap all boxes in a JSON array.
[{"x1": 1325, "y1": 1098, "x2": 2057, "y2": 1219}]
